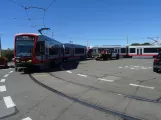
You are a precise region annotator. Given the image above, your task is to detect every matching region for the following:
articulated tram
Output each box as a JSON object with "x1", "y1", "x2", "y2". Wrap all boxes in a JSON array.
[
  {"x1": 87, "y1": 45, "x2": 161, "y2": 58},
  {"x1": 14, "y1": 33, "x2": 87, "y2": 71}
]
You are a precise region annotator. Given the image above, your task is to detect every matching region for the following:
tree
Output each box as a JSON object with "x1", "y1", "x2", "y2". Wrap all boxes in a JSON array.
[
  {"x1": 131, "y1": 42, "x2": 151, "y2": 46},
  {"x1": 141, "y1": 42, "x2": 151, "y2": 45},
  {"x1": 1, "y1": 48, "x2": 14, "y2": 62},
  {"x1": 131, "y1": 43, "x2": 140, "y2": 46}
]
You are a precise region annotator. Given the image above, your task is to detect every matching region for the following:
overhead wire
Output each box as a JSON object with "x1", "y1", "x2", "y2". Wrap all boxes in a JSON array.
[{"x1": 8, "y1": 0, "x2": 57, "y2": 30}]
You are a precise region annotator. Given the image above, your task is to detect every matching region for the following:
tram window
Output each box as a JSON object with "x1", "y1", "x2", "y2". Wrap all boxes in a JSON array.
[
  {"x1": 61, "y1": 47, "x2": 64, "y2": 54},
  {"x1": 49, "y1": 46, "x2": 59, "y2": 55},
  {"x1": 35, "y1": 41, "x2": 45, "y2": 56},
  {"x1": 130, "y1": 48, "x2": 135, "y2": 53},
  {"x1": 65, "y1": 47, "x2": 70, "y2": 54},
  {"x1": 49, "y1": 47, "x2": 54, "y2": 55},
  {"x1": 53, "y1": 47, "x2": 59, "y2": 55},
  {"x1": 144, "y1": 48, "x2": 158, "y2": 53},
  {"x1": 75, "y1": 48, "x2": 84, "y2": 54},
  {"x1": 121, "y1": 48, "x2": 126, "y2": 53}
]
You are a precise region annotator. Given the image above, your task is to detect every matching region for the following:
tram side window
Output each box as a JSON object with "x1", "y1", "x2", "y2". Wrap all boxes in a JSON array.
[
  {"x1": 49, "y1": 46, "x2": 59, "y2": 55},
  {"x1": 144, "y1": 48, "x2": 158, "y2": 53},
  {"x1": 130, "y1": 48, "x2": 135, "y2": 53},
  {"x1": 35, "y1": 41, "x2": 45, "y2": 56},
  {"x1": 121, "y1": 48, "x2": 126, "y2": 53},
  {"x1": 75, "y1": 48, "x2": 84, "y2": 54},
  {"x1": 53, "y1": 46, "x2": 59, "y2": 55},
  {"x1": 61, "y1": 47, "x2": 64, "y2": 54},
  {"x1": 49, "y1": 47, "x2": 54, "y2": 55},
  {"x1": 65, "y1": 47, "x2": 70, "y2": 54}
]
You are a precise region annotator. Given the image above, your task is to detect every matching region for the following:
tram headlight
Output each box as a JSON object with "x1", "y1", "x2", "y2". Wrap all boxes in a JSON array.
[{"x1": 27, "y1": 60, "x2": 32, "y2": 63}]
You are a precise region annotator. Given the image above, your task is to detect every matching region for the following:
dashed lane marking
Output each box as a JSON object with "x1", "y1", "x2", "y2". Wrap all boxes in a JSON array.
[
  {"x1": 146, "y1": 62, "x2": 153, "y2": 64},
  {"x1": 9, "y1": 71, "x2": 13, "y2": 73},
  {"x1": 134, "y1": 66, "x2": 139, "y2": 67},
  {"x1": 0, "y1": 85, "x2": 6, "y2": 92},
  {"x1": 4, "y1": 74, "x2": 9, "y2": 77},
  {"x1": 98, "y1": 78, "x2": 114, "y2": 82},
  {"x1": 3, "y1": 96, "x2": 16, "y2": 108},
  {"x1": 77, "y1": 74, "x2": 87, "y2": 77},
  {"x1": 22, "y1": 117, "x2": 32, "y2": 120},
  {"x1": 0, "y1": 79, "x2": 5, "y2": 82},
  {"x1": 66, "y1": 71, "x2": 72, "y2": 73},
  {"x1": 129, "y1": 83, "x2": 154, "y2": 89}
]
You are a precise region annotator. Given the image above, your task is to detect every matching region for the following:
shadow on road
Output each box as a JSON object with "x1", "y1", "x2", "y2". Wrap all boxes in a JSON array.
[{"x1": 20, "y1": 60, "x2": 81, "y2": 74}]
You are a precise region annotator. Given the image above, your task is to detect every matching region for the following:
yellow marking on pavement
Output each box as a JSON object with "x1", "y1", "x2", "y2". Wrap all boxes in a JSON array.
[{"x1": 32, "y1": 74, "x2": 49, "y2": 77}]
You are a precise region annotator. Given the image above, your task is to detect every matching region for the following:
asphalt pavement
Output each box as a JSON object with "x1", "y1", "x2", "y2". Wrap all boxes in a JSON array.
[
  {"x1": 0, "y1": 58, "x2": 161, "y2": 120},
  {"x1": 0, "y1": 60, "x2": 123, "y2": 120}
]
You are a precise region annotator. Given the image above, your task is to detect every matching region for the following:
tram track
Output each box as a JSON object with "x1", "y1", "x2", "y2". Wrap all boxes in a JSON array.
[
  {"x1": 48, "y1": 72, "x2": 161, "y2": 104},
  {"x1": 26, "y1": 59, "x2": 161, "y2": 120},
  {"x1": 29, "y1": 73, "x2": 147, "y2": 120}
]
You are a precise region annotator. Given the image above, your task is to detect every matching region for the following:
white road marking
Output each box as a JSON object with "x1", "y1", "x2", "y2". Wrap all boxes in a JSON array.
[
  {"x1": 3, "y1": 96, "x2": 16, "y2": 108},
  {"x1": 0, "y1": 79, "x2": 5, "y2": 82},
  {"x1": 66, "y1": 71, "x2": 72, "y2": 73},
  {"x1": 134, "y1": 66, "x2": 139, "y2": 67},
  {"x1": 0, "y1": 86, "x2": 6, "y2": 92},
  {"x1": 130, "y1": 68, "x2": 134, "y2": 69},
  {"x1": 117, "y1": 94, "x2": 122, "y2": 96},
  {"x1": 119, "y1": 67, "x2": 122, "y2": 68},
  {"x1": 98, "y1": 78, "x2": 114, "y2": 82},
  {"x1": 129, "y1": 83, "x2": 154, "y2": 89},
  {"x1": 4, "y1": 74, "x2": 9, "y2": 77},
  {"x1": 9, "y1": 71, "x2": 13, "y2": 73},
  {"x1": 22, "y1": 117, "x2": 32, "y2": 120},
  {"x1": 77, "y1": 74, "x2": 87, "y2": 77},
  {"x1": 146, "y1": 62, "x2": 152, "y2": 64}
]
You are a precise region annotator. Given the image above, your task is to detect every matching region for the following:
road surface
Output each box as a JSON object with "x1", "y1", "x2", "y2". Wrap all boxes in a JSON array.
[{"x1": 0, "y1": 58, "x2": 161, "y2": 120}]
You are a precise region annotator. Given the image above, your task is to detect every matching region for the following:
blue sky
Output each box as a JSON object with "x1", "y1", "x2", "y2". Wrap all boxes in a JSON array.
[{"x1": 1, "y1": 0, "x2": 161, "y2": 49}]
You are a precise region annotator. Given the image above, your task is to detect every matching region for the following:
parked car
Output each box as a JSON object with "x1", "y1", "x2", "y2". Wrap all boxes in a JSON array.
[
  {"x1": 153, "y1": 52, "x2": 161, "y2": 73},
  {"x1": 110, "y1": 50, "x2": 120, "y2": 59},
  {"x1": 0, "y1": 57, "x2": 8, "y2": 68}
]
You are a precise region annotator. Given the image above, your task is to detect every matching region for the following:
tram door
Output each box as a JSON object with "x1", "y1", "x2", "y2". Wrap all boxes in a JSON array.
[{"x1": 137, "y1": 48, "x2": 142, "y2": 55}]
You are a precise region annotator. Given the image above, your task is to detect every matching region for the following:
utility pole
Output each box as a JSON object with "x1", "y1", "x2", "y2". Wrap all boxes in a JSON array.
[
  {"x1": 127, "y1": 36, "x2": 128, "y2": 46},
  {"x1": 0, "y1": 34, "x2": 4, "y2": 57},
  {"x1": 0, "y1": 36, "x2": 1, "y2": 57},
  {"x1": 87, "y1": 40, "x2": 88, "y2": 49},
  {"x1": 156, "y1": 36, "x2": 159, "y2": 45}
]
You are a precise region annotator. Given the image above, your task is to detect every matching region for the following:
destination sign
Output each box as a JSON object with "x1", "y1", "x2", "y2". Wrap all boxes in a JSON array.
[{"x1": 16, "y1": 36, "x2": 35, "y2": 40}]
